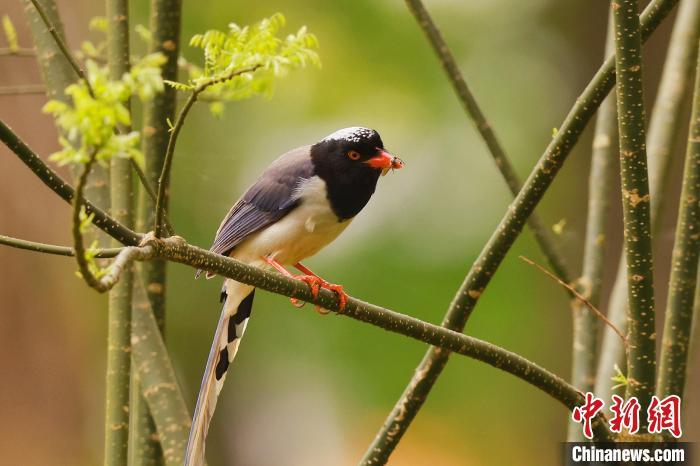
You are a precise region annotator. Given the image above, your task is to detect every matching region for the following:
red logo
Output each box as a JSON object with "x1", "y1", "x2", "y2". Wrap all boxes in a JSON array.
[
  {"x1": 572, "y1": 392, "x2": 605, "y2": 439},
  {"x1": 572, "y1": 393, "x2": 682, "y2": 439},
  {"x1": 608, "y1": 395, "x2": 640, "y2": 434},
  {"x1": 647, "y1": 395, "x2": 682, "y2": 438}
]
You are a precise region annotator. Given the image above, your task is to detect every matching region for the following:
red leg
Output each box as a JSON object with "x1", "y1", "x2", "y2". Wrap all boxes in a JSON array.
[
  {"x1": 262, "y1": 256, "x2": 343, "y2": 313},
  {"x1": 294, "y1": 262, "x2": 348, "y2": 311}
]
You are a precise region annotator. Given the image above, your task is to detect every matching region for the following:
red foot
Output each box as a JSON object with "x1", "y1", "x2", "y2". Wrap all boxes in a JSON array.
[{"x1": 290, "y1": 274, "x2": 347, "y2": 314}]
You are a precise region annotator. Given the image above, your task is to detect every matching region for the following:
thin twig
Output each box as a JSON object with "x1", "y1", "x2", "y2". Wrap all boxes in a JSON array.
[
  {"x1": 28, "y1": 0, "x2": 93, "y2": 96},
  {"x1": 71, "y1": 150, "x2": 116, "y2": 292},
  {"x1": 0, "y1": 234, "x2": 122, "y2": 257},
  {"x1": 0, "y1": 47, "x2": 35, "y2": 56},
  {"x1": 70, "y1": 151, "x2": 152, "y2": 294},
  {"x1": 153, "y1": 65, "x2": 261, "y2": 236},
  {"x1": 0, "y1": 84, "x2": 46, "y2": 96},
  {"x1": 612, "y1": 0, "x2": 657, "y2": 407},
  {"x1": 519, "y1": 256, "x2": 626, "y2": 343},
  {"x1": 361, "y1": 0, "x2": 678, "y2": 462}
]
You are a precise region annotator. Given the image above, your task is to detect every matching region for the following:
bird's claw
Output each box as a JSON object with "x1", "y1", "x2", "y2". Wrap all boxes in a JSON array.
[{"x1": 290, "y1": 274, "x2": 347, "y2": 314}]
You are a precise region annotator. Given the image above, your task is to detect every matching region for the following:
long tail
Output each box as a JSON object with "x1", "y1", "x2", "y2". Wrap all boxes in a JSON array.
[{"x1": 185, "y1": 280, "x2": 255, "y2": 466}]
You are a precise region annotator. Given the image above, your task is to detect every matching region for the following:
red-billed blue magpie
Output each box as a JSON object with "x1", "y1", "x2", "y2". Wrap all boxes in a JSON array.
[{"x1": 185, "y1": 127, "x2": 403, "y2": 464}]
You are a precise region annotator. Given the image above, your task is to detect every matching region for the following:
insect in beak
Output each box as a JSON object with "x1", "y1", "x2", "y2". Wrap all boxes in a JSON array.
[{"x1": 366, "y1": 149, "x2": 404, "y2": 173}]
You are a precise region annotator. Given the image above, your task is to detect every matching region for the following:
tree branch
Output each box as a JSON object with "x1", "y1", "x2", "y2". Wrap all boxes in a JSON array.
[
  {"x1": 612, "y1": 0, "x2": 657, "y2": 408},
  {"x1": 596, "y1": 0, "x2": 700, "y2": 403},
  {"x1": 27, "y1": 0, "x2": 163, "y2": 212},
  {"x1": 70, "y1": 151, "x2": 151, "y2": 293},
  {"x1": 361, "y1": 0, "x2": 677, "y2": 462},
  {"x1": 0, "y1": 234, "x2": 122, "y2": 257},
  {"x1": 403, "y1": 0, "x2": 572, "y2": 284},
  {"x1": 0, "y1": 84, "x2": 46, "y2": 96},
  {"x1": 0, "y1": 119, "x2": 142, "y2": 245},
  {"x1": 0, "y1": 47, "x2": 35, "y2": 56},
  {"x1": 153, "y1": 65, "x2": 261, "y2": 236},
  {"x1": 568, "y1": 10, "x2": 618, "y2": 443},
  {"x1": 28, "y1": 0, "x2": 91, "y2": 94},
  {"x1": 1, "y1": 225, "x2": 614, "y2": 442},
  {"x1": 0, "y1": 117, "x2": 615, "y2": 441},
  {"x1": 657, "y1": 47, "x2": 700, "y2": 401}
]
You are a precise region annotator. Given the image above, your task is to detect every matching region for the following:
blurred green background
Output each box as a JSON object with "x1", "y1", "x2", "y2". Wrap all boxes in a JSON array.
[{"x1": 1, "y1": 0, "x2": 698, "y2": 465}]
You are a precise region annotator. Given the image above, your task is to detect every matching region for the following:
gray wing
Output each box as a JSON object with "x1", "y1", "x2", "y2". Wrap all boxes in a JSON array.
[{"x1": 209, "y1": 145, "x2": 315, "y2": 257}]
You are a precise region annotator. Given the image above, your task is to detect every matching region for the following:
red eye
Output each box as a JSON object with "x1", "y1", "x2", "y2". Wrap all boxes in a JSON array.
[{"x1": 347, "y1": 150, "x2": 361, "y2": 160}]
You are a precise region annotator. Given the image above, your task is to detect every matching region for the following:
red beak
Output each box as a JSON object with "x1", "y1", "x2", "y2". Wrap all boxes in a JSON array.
[{"x1": 365, "y1": 149, "x2": 404, "y2": 170}]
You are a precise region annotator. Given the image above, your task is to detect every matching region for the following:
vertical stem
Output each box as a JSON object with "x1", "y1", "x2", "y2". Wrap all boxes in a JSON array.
[
  {"x1": 657, "y1": 46, "x2": 700, "y2": 401},
  {"x1": 596, "y1": 0, "x2": 700, "y2": 403},
  {"x1": 611, "y1": 0, "x2": 657, "y2": 409},
  {"x1": 105, "y1": 0, "x2": 133, "y2": 464},
  {"x1": 567, "y1": 12, "x2": 618, "y2": 442},
  {"x1": 133, "y1": 1, "x2": 180, "y2": 463}
]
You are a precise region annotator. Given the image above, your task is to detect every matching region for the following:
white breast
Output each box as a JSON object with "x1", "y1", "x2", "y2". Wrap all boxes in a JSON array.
[{"x1": 231, "y1": 176, "x2": 351, "y2": 266}]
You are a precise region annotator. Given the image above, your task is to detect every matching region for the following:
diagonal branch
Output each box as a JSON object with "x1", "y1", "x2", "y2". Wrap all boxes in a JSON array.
[
  {"x1": 0, "y1": 120, "x2": 614, "y2": 442},
  {"x1": 28, "y1": 0, "x2": 162, "y2": 208},
  {"x1": 139, "y1": 236, "x2": 612, "y2": 443},
  {"x1": 153, "y1": 65, "x2": 261, "y2": 236},
  {"x1": 28, "y1": 0, "x2": 90, "y2": 93},
  {"x1": 404, "y1": 0, "x2": 572, "y2": 284},
  {"x1": 0, "y1": 119, "x2": 142, "y2": 245},
  {"x1": 0, "y1": 228, "x2": 613, "y2": 442},
  {"x1": 361, "y1": 0, "x2": 678, "y2": 462}
]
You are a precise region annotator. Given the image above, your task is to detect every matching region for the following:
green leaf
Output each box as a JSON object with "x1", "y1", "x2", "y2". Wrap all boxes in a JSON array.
[
  {"x1": 134, "y1": 24, "x2": 152, "y2": 44},
  {"x1": 2, "y1": 15, "x2": 19, "y2": 52},
  {"x1": 169, "y1": 12, "x2": 320, "y2": 112},
  {"x1": 88, "y1": 16, "x2": 108, "y2": 32}
]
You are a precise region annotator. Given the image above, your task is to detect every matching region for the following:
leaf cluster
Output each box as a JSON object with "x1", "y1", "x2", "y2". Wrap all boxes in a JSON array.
[
  {"x1": 169, "y1": 13, "x2": 320, "y2": 115},
  {"x1": 43, "y1": 54, "x2": 166, "y2": 166}
]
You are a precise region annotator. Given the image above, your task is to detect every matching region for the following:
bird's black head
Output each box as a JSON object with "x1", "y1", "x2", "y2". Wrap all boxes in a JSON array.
[{"x1": 310, "y1": 127, "x2": 403, "y2": 220}]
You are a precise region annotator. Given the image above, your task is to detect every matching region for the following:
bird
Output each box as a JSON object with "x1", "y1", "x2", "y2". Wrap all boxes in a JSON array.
[{"x1": 185, "y1": 126, "x2": 403, "y2": 465}]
